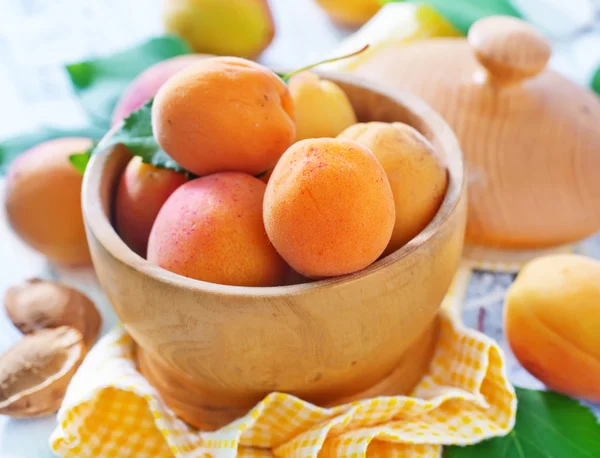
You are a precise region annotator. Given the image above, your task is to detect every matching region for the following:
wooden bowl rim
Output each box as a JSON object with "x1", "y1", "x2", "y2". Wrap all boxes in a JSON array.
[{"x1": 82, "y1": 72, "x2": 464, "y2": 299}]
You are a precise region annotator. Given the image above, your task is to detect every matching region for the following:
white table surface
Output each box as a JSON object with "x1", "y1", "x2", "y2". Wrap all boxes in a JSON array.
[{"x1": 0, "y1": 0, "x2": 599, "y2": 456}]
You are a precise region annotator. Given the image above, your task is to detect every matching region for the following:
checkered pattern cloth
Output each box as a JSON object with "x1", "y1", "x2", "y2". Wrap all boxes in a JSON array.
[{"x1": 50, "y1": 270, "x2": 516, "y2": 458}]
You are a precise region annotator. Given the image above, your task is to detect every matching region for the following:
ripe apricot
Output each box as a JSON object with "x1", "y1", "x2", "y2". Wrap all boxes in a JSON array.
[
  {"x1": 288, "y1": 72, "x2": 357, "y2": 141},
  {"x1": 505, "y1": 254, "x2": 600, "y2": 402},
  {"x1": 263, "y1": 138, "x2": 395, "y2": 278},
  {"x1": 163, "y1": 0, "x2": 274, "y2": 59},
  {"x1": 5, "y1": 138, "x2": 92, "y2": 266},
  {"x1": 114, "y1": 156, "x2": 187, "y2": 257},
  {"x1": 339, "y1": 122, "x2": 448, "y2": 255},
  {"x1": 315, "y1": 0, "x2": 383, "y2": 27},
  {"x1": 152, "y1": 57, "x2": 295, "y2": 176},
  {"x1": 111, "y1": 54, "x2": 208, "y2": 125},
  {"x1": 147, "y1": 172, "x2": 286, "y2": 286}
]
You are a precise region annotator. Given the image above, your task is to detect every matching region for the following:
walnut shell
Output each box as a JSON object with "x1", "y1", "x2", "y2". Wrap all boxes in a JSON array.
[
  {"x1": 0, "y1": 327, "x2": 85, "y2": 417},
  {"x1": 4, "y1": 278, "x2": 101, "y2": 347}
]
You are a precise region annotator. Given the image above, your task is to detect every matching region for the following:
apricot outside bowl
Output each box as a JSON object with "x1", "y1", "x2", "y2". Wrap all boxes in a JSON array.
[{"x1": 81, "y1": 73, "x2": 466, "y2": 430}]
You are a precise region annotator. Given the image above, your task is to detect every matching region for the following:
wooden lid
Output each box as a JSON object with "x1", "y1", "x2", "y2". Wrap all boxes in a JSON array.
[
  {"x1": 344, "y1": 16, "x2": 600, "y2": 249},
  {"x1": 468, "y1": 16, "x2": 551, "y2": 86}
]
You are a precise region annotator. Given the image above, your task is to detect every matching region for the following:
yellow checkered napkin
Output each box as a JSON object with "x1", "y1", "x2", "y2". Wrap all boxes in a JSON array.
[{"x1": 50, "y1": 301, "x2": 516, "y2": 458}]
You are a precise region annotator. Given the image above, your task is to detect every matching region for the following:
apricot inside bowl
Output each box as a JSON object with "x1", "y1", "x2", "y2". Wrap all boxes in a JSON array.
[{"x1": 82, "y1": 73, "x2": 466, "y2": 430}]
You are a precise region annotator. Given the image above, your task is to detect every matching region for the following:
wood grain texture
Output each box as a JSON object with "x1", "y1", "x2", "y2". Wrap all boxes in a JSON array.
[
  {"x1": 82, "y1": 74, "x2": 466, "y2": 430},
  {"x1": 468, "y1": 16, "x2": 551, "y2": 85},
  {"x1": 135, "y1": 316, "x2": 440, "y2": 430},
  {"x1": 342, "y1": 17, "x2": 600, "y2": 250}
]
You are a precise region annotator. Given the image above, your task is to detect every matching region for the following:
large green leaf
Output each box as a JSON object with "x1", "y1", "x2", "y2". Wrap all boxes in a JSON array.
[
  {"x1": 91, "y1": 99, "x2": 187, "y2": 174},
  {"x1": 445, "y1": 387, "x2": 600, "y2": 457},
  {"x1": 0, "y1": 125, "x2": 107, "y2": 174},
  {"x1": 384, "y1": 0, "x2": 522, "y2": 34},
  {"x1": 65, "y1": 35, "x2": 192, "y2": 127}
]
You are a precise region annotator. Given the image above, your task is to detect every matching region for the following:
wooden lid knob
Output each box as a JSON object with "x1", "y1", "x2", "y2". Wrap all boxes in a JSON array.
[{"x1": 468, "y1": 16, "x2": 551, "y2": 85}]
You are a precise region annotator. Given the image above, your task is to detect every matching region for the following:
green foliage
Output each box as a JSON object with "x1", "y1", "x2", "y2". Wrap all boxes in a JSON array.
[
  {"x1": 445, "y1": 387, "x2": 600, "y2": 457},
  {"x1": 68, "y1": 150, "x2": 92, "y2": 176},
  {"x1": 92, "y1": 100, "x2": 186, "y2": 174},
  {"x1": 66, "y1": 35, "x2": 192, "y2": 126},
  {"x1": 591, "y1": 66, "x2": 600, "y2": 96}
]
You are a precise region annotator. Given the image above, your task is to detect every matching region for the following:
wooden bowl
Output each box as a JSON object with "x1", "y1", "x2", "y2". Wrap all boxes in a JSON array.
[{"x1": 82, "y1": 73, "x2": 467, "y2": 430}]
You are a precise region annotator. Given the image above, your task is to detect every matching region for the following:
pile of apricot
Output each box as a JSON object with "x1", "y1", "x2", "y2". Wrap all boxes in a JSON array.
[{"x1": 113, "y1": 56, "x2": 448, "y2": 286}]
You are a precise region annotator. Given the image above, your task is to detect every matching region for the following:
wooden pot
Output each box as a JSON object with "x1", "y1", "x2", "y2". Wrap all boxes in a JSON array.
[
  {"x1": 334, "y1": 16, "x2": 600, "y2": 255},
  {"x1": 82, "y1": 74, "x2": 466, "y2": 430}
]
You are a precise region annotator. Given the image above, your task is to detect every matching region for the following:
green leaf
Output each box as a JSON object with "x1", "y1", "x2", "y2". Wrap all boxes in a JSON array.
[
  {"x1": 384, "y1": 0, "x2": 522, "y2": 34},
  {"x1": 591, "y1": 66, "x2": 600, "y2": 96},
  {"x1": 275, "y1": 72, "x2": 290, "y2": 83},
  {"x1": 68, "y1": 150, "x2": 92, "y2": 175},
  {"x1": 66, "y1": 35, "x2": 192, "y2": 127},
  {"x1": 445, "y1": 387, "x2": 600, "y2": 458},
  {"x1": 0, "y1": 125, "x2": 107, "y2": 174},
  {"x1": 92, "y1": 99, "x2": 187, "y2": 174}
]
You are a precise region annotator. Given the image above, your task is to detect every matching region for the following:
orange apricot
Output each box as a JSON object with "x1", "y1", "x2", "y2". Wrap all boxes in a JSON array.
[
  {"x1": 114, "y1": 156, "x2": 187, "y2": 257},
  {"x1": 152, "y1": 56, "x2": 295, "y2": 176},
  {"x1": 339, "y1": 122, "x2": 448, "y2": 255},
  {"x1": 147, "y1": 172, "x2": 286, "y2": 286},
  {"x1": 505, "y1": 254, "x2": 600, "y2": 402},
  {"x1": 111, "y1": 54, "x2": 209, "y2": 126},
  {"x1": 5, "y1": 138, "x2": 92, "y2": 266},
  {"x1": 315, "y1": 0, "x2": 383, "y2": 27},
  {"x1": 263, "y1": 138, "x2": 395, "y2": 278}
]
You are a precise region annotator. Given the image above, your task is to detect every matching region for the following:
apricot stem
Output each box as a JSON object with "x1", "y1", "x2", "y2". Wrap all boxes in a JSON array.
[{"x1": 280, "y1": 45, "x2": 370, "y2": 81}]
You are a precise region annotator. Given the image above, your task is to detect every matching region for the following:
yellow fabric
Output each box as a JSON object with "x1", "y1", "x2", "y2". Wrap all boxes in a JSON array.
[{"x1": 50, "y1": 284, "x2": 516, "y2": 458}]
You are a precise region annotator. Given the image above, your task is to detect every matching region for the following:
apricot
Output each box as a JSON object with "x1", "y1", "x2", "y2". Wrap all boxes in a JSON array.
[
  {"x1": 111, "y1": 54, "x2": 208, "y2": 126},
  {"x1": 288, "y1": 72, "x2": 357, "y2": 141},
  {"x1": 163, "y1": 0, "x2": 274, "y2": 59},
  {"x1": 505, "y1": 254, "x2": 600, "y2": 402},
  {"x1": 147, "y1": 172, "x2": 286, "y2": 286},
  {"x1": 114, "y1": 156, "x2": 187, "y2": 257},
  {"x1": 263, "y1": 138, "x2": 395, "y2": 278},
  {"x1": 339, "y1": 122, "x2": 448, "y2": 255},
  {"x1": 5, "y1": 138, "x2": 92, "y2": 266},
  {"x1": 315, "y1": 0, "x2": 383, "y2": 27},
  {"x1": 152, "y1": 57, "x2": 295, "y2": 176}
]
